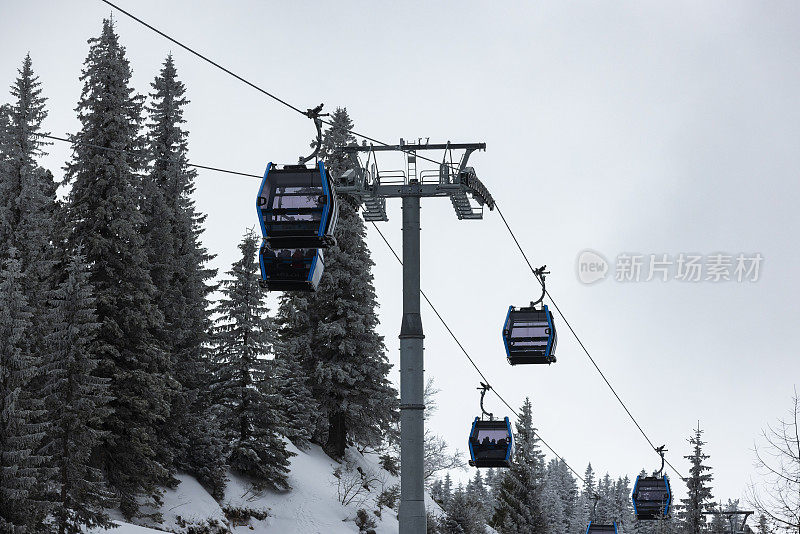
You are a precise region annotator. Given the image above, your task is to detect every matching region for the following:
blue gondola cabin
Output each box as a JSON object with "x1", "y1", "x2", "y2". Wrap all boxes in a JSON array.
[
  {"x1": 586, "y1": 522, "x2": 618, "y2": 534},
  {"x1": 502, "y1": 304, "x2": 557, "y2": 365},
  {"x1": 632, "y1": 475, "x2": 671, "y2": 520},
  {"x1": 468, "y1": 417, "x2": 513, "y2": 468},
  {"x1": 256, "y1": 162, "x2": 339, "y2": 250},
  {"x1": 258, "y1": 244, "x2": 324, "y2": 292}
]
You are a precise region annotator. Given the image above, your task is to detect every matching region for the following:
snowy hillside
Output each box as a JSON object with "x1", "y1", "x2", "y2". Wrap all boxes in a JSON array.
[{"x1": 91, "y1": 441, "x2": 444, "y2": 533}]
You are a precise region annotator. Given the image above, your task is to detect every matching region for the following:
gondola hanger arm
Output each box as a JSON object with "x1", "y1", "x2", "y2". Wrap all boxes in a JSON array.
[
  {"x1": 655, "y1": 445, "x2": 667, "y2": 477},
  {"x1": 477, "y1": 382, "x2": 493, "y2": 421},
  {"x1": 530, "y1": 265, "x2": 549, "y2": 307},
  {"x1": 591, "y1": 492, "x2": 601, "y2": 520},
  {"x1": 299, "y1": 103, "x2": 330, "y2": 165}
]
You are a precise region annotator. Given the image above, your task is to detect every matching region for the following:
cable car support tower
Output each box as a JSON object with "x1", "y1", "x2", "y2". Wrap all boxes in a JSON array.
[{"x1": 338, "y1": 141, "x2": 494, "y2": 534}]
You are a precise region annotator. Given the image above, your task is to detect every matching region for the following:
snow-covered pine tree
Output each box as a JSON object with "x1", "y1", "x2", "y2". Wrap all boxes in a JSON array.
[
  {"x1": 678, "y1": 423, "x2": 714, "y2": 534},
  {"x1": 544, "y1": 459, "x2": 576, "y2": 534},
  {"x1": 441, "y1": 473, "x2": 454, "y2": 509},
  {"x1": 708, "y1": 503, "x2": 728, "y2": 534},
  {"x1": 426, "y1": 511, "x2": 444, "y2": 534},
  {"x1": 445, "y1": 484, "x2": 484, "y2": 534},
  {"x1": 439, "y1": 513, "x2": 466, "y2": 534},
  {"x1": 40, "y1": 253, "x2": 115, "y2": 534},
  {"x1": 611, "y1": 476, "x2": 633, "y2": 530},
  {"x1": 0, "y1": 54, "x2": 57, "y2": 269},
  {"x1": 0, "y1": 54, "x2": 58, "y2": 529},
  {"x1": 483, "y1": 468, "x2": 499, "y2": 513},
  {"x1": 491, "y1": 397, "x2": 546, "y2": 533},
  {"x1": 277, "y1": 107, "x2": 398, "y2": 458},
  {"x1": 0, "y1": 252, "x2": 46, "y2": 531},
  {"x1": 430, "y1": 478, "x2": 446, "y2": 507},
  {"x1": 574, "y1": 463, "x2": 596, "y2": 532},
  {"x1": 273, "y1": 293, "x2": 319, "y2": 448},
  {"x1": 142, "y1": 54, "x2": 225, "y2": 497},
  {"x1": 594, "y1": 473, "x2": 613, "y2": 521},
  {"x1": 545, "y1": 459, "x2": 578, "y2": 533},
  {"x1": 541, "y1": 483, "x2": 566, "y2": 534},
  {"x1": 0, "y1": 102, "x2": 8, "y2": 170},
  {"x1": 318, "y1": 107, "x2": 398, "y2": 456},
  {"x1": 318, "y1": 107, "x2": 357, "y2": 179},
  {"x1": 757, "y1": 514, "x2": 769, "y2": 534},
  {"x1": 465, "y1": 469, "x2": 490, "y2": 526},
  {"x1": 718, "y1": 500, "x2": 741, "y2": 534},
  {"x1": 211, "y1": 230, "x2": 293, "y2": 490},
  {"x1": 63, "y1": 19, "x2": 172, "y2": 520}
]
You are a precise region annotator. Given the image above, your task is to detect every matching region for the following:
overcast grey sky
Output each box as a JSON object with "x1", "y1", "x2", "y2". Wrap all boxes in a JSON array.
[{"x1": 2, "y1": 0, "x2": 799, "y2": 509}]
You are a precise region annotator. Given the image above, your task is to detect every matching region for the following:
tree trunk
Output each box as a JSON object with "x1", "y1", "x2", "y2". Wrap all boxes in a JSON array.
[{"x1": 325, "y1": 411, "x2": 347, "y2": 458}]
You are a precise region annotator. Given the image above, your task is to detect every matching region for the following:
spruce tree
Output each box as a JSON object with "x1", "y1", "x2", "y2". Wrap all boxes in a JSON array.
[
  {"x1": 483, "y1": 468, "x2": 499, "y2": 513},
  {"x1": 64, "y1": 19, "x2": 172, "y2": 519},
  {"x1": 39, "y1": 253, "x2": 114, "y2": 533},
  {"x1": 544, "y1": 459, "x2": 577, "y2": 534},
  {"x1": 0, "y1": 54, "x2": 58, "y2": 530},
  {"x1": 545, "y1": 459, "x2": 578, "y2": 533},
  {"x1": 426, "y1": 511, "x2": 444, "y2": 534},
  {"x1": 445, "y1": 485, "x2": 484, "y2": 534},
  {"x1": 142, "y1": 54, "x2": 225, "y2": 497},
  {"x1": 0, "y1": 252, "x2": 45, "y2": 531},
  {"x1": 611, "y1": 476, "x2": 633, "y2": 529},
  {"x1": 595, "y1": 473, "x2": 613, "y2": 521},
  {"x1": 575, "y1": 463, "x2": 596, "y2": 531},
  {"x1": 277, "y1": 107, "x2": 398, "y2": 457},
  {"x1": 678, "y1": 423, "x2": 714, "y2": 534},
  {"x1": 0, "y1": 54, "x2": 56, "y2": 268},
  {"x1": 440, "y1": 513, "x2": 466, "y2": 534},
  {"x1": 430, "y1": 478, "x2": 446, "y2": 507},
  {"x1": 273, "y1": 293, "x2": 320, "y2": 448},
  {"x1": 491, "y1": 397, "x2": 546, "y2": 533},
  {"x1": 442, "y1": 473, "x2": 454, "y2": 508},
  {"x1": 319, "y1": 107, "x2": 398, "y2": 456},
  {"x1": 212, "y1": 230, "x2": 293, "y2": 490},
  {"x1": 708, "y1": 503, "x2": 728, "y2": 534},
  {"x1": 465, "y1": 469, "x2": 490, "y2": 526},
  {"x1": 541, "y1": 484, "x2": 566, "y2": 534}
]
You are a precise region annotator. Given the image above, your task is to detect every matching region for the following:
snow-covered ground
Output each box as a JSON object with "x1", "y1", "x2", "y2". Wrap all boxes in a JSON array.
[{"x1": 91, "y1": 440, "x2": 444, "y2": 533}]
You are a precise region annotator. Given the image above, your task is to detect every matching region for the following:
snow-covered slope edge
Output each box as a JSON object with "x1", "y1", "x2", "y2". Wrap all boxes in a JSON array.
[{"x1": 91, "y1": 440, "x2": 444, "y2": 533}]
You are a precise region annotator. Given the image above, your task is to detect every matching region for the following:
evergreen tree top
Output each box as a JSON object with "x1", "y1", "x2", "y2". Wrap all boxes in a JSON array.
[
  {"x1": 147, "y1": 54, "x2": 191, "y2": 156},
  {"x1": 685, "y1": 423, "x2": 714, "y2": 483},
  {"x1": 512, "y1": 397, "x2": 543, "y2": 469},
  {"x1": 8, "y1": 53, "x2": 49, "y2": 162},
  {"x1": 320, "y1": 107, "x2": 356, "y2": 181},
  {"x1": 68, "y1": 17, "x2": 144, "y2": 173}
]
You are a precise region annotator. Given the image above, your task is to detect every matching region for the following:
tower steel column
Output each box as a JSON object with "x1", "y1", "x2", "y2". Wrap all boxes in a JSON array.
[
  {"x1": 399, "y1": 191, "x2": 425, "y2": 533},
  {"x1": 336, "y1": 142, "x2": 492, "y2": 534}
]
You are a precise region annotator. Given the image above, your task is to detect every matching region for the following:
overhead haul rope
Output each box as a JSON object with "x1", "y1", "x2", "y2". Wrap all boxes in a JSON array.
[
  {"x1": 369, "y1": 221, "x2": 587, "y2": 484},
  {"x1": 42, "y1": 134, "x2": 261, "y2": 179},
  {"x1": 100, "y1": 0, "x2": 462, "y2": 171},
  {"x1": 39, "y1": 130, "x2": 588, "y2": 484},
  {"x1": 495, "y1": 203, "x2": 686, "y2": 481},
  {"x1": 96, "y1": 0, "x2": 684, "y2": 482}
]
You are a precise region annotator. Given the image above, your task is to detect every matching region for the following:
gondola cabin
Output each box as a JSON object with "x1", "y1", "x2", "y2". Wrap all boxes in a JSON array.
[
  {"x1": 256, "y1": 162, "x2": 339, "y2": 250},
  {"x1": 502, "y1": 304, "x2": 557, "y2": 365},
  {"x1": 468, "y1": 417, "x2": 513, "y2": 468},
  {"x1": 258, "y1": 243, "x2": 324, "y2": 292},
  {"x1": 585, "y1": 522, "x2": 618, "y2": 534},
  {"x1": 632, "y1": 475, "x2": 671, "y2": 520}
]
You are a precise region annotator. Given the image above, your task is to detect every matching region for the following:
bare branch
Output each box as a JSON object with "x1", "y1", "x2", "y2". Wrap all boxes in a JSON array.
[{"x1": 747, "y1": 388, "x2": 800, "y2": 533}]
